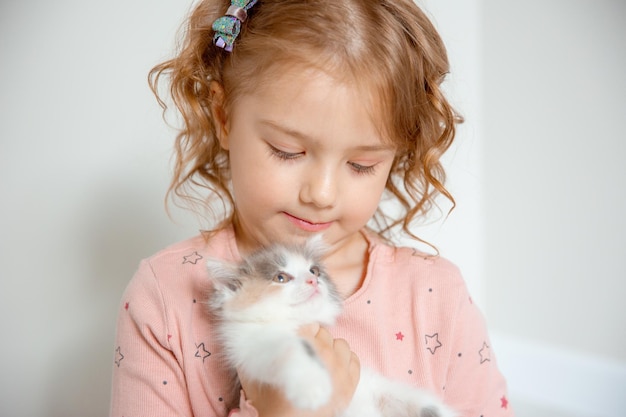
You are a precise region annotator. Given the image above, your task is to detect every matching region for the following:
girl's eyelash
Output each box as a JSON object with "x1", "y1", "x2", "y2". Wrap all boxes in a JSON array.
[
  {"x1": 268, "y1": 144, "x2": 302, "y2": 160},
  {"x1": 268, "y1": 143, "x2": 377, "y2": 175},
  {"x1": 349, "y1": 162, "x2": 377, "y2": 175}
]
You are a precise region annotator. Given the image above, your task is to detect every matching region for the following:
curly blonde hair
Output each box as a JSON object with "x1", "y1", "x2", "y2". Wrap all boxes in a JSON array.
[{"x1": 150, "y1": 0, "x2": 462, "y2": 242}]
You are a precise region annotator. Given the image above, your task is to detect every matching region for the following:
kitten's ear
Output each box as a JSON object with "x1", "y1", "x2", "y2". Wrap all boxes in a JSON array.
[
  {"x1": 206, "y1": 258, "x2": 243, "y2": 294},
  {"x1": 305, "y1": 234, "x2": 329, "y2": 257}
]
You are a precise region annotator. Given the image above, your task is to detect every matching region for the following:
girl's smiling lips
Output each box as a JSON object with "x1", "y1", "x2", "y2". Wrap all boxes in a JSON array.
[{"x1": 283, "y1": 212, "x2": 333, "y2": 232}]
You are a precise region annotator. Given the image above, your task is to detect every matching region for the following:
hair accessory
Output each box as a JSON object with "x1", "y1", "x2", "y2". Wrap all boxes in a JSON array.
[{"x1": 212, "y1": 0, "x2": 259, "y2": 52}]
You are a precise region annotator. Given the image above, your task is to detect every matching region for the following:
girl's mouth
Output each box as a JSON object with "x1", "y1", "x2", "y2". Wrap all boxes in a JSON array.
[{"x1": 283, "y1": 212, "x2": 333, "y2": 232}]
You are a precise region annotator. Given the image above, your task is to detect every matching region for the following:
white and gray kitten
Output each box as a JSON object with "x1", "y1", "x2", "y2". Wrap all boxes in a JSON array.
[{"x1": 207, "y1": 238, "x2": 456, "y2": 417}]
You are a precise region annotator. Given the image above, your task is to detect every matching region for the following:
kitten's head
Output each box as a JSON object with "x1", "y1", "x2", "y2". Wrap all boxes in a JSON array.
[{"x1": 207, "y1": 237, "x2": 342, "y2": 327}]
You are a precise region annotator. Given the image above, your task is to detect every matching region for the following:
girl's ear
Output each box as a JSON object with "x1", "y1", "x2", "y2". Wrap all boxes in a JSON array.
[{"x1": 209, "y1": 81, "x2": 229, "y2": 150}]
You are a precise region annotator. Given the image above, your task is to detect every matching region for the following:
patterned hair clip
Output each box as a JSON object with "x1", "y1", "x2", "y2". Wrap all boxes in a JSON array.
[{"x1": 212, "y1": 0, "x2": 259, "y2": 52}]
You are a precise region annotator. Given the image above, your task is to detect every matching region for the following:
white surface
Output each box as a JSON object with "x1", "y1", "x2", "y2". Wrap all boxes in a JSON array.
[{"x1": 493, "y1": 334, "x2": 626, "y2": 417}]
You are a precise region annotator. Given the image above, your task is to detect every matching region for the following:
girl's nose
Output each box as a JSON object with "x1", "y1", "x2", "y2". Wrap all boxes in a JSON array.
[{"x1": 299, "y1": 168, "x2": 337, "y2": 208}]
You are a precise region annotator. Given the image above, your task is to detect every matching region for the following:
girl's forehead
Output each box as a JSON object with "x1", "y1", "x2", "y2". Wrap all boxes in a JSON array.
[{"x1": 231, "y1": 66, "x2": 394, "y2": 147}]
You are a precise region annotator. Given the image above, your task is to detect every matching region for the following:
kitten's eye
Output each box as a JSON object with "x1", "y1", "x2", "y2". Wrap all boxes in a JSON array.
[
  {"x1": 309, "y1": 266, "x2": 320, "y2": 276},
  {"x1": 273, "y1": 272, "x2": 293, "y2": 284}
]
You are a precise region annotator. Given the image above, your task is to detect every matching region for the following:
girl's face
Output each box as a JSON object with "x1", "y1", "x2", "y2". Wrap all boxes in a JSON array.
[{"x1": 217, "y1": 68, "x2": 396, "y2": 258}]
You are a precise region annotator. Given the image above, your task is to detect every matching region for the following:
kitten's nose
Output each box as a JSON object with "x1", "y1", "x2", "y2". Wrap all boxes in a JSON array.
[{"x1": 306, "y1": 277, "x2": 319, "y2": 287}]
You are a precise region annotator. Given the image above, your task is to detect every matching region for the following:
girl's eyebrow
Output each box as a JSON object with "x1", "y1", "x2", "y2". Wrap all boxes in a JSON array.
[
  {"x1": 260, "y1": 120, "x2": 310, "y2": 141},
  {"x1": 259, "y1": 120, "x2": 395, "y2": 152}
]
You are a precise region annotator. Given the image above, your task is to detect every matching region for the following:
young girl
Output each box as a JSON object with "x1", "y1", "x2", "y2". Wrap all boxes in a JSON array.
[{"x1": 110, "y1": 0, "x2": 513, "y2": 416}]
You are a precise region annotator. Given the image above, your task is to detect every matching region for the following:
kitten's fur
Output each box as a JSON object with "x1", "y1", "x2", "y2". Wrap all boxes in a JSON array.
[{"x1": 207, "y1": 238, "x2": 456, "y2": 417}]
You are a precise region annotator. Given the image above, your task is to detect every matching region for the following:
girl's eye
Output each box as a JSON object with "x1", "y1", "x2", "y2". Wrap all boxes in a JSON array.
[
  {"x1": 309, "y1": 266, "x2": 320, "y2": 276},
  {"x1": 268, "y1": 144, "x2": 303, "y2": 160},
  {"x1": 273, "y1": 272, "x2": 293, "y2": 284},
  {"x1": 349, "y1": 162, "x2": 377, "y2": 175}
]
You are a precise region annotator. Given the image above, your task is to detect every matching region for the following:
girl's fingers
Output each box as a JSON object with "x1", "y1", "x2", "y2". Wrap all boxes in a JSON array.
[{"x1": 298, "y1": 322, "x2": 320, "y2": 338}]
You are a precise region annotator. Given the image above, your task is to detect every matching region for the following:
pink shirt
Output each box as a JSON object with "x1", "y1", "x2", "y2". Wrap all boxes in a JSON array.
[{"x1": 110, "y1": 226, "x2": 513, "y2": 416}]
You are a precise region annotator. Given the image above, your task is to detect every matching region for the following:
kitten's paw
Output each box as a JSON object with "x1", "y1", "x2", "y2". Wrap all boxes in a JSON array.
[{"x1": 283, "y1": 360, "x2": 332, "y2": 410}]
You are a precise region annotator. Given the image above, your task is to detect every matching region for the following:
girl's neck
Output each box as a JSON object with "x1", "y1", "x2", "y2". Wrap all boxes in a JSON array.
[{"x1": 322, "y1": 231, "x2": 370, "y2": 299}]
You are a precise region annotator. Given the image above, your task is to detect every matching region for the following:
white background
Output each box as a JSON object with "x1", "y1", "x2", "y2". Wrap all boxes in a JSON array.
[{"x1": 1, "y1": 1, "x2": 624, "y2": 416}]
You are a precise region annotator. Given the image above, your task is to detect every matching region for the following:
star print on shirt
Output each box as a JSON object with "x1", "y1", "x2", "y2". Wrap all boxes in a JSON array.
[
  {"x1": 425, "y1": 333, "x2": 442, "y2": 354},
  {"x1": 114, "y1": 346, "x2": 124, "y2": 367},
  {"x1": 395, "y1": 332, "x2": 405, "y2": 341},
  {"x1": 183, "y1": 251, "x2": 203, "y2": 265},
  {"x1": 479, "y1": 341, "x2": 491, "y2": 364},
  {"x1": 501, "y1": 395, "x2": 509, "y2": 409},
  {"x1": 195, "y1": 342, "x2": 211, "y2": 362}
]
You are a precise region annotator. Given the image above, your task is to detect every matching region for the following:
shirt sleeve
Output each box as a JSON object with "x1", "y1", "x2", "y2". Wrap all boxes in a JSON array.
[
  {"x1": 442, "y1": 281, "x2": 514, "y2": 416},
  {"x1": 109, "y1": 259, "x2": 194, "y2": 417}
]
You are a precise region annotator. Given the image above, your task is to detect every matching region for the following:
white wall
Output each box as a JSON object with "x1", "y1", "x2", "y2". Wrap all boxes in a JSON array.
[
  {"x1": 1, "y1": 0, "x2": 624, "y2": 416},
  {"x1": 481, "y1": 1, "x2": 626, "y2": 416},
  {"x1": 0, "y1": 1, "x2": 198, "y2": 416}
]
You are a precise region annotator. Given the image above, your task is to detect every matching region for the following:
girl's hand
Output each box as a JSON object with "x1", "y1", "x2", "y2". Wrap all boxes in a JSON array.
[{"x1": 238, "y1": 324, "x2": 360, "y2": 417}]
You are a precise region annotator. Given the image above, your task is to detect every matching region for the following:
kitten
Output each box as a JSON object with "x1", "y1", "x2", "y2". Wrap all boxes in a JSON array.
[{"x1": 207, "y1": 238, "x2": 456, "y2": 417}]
